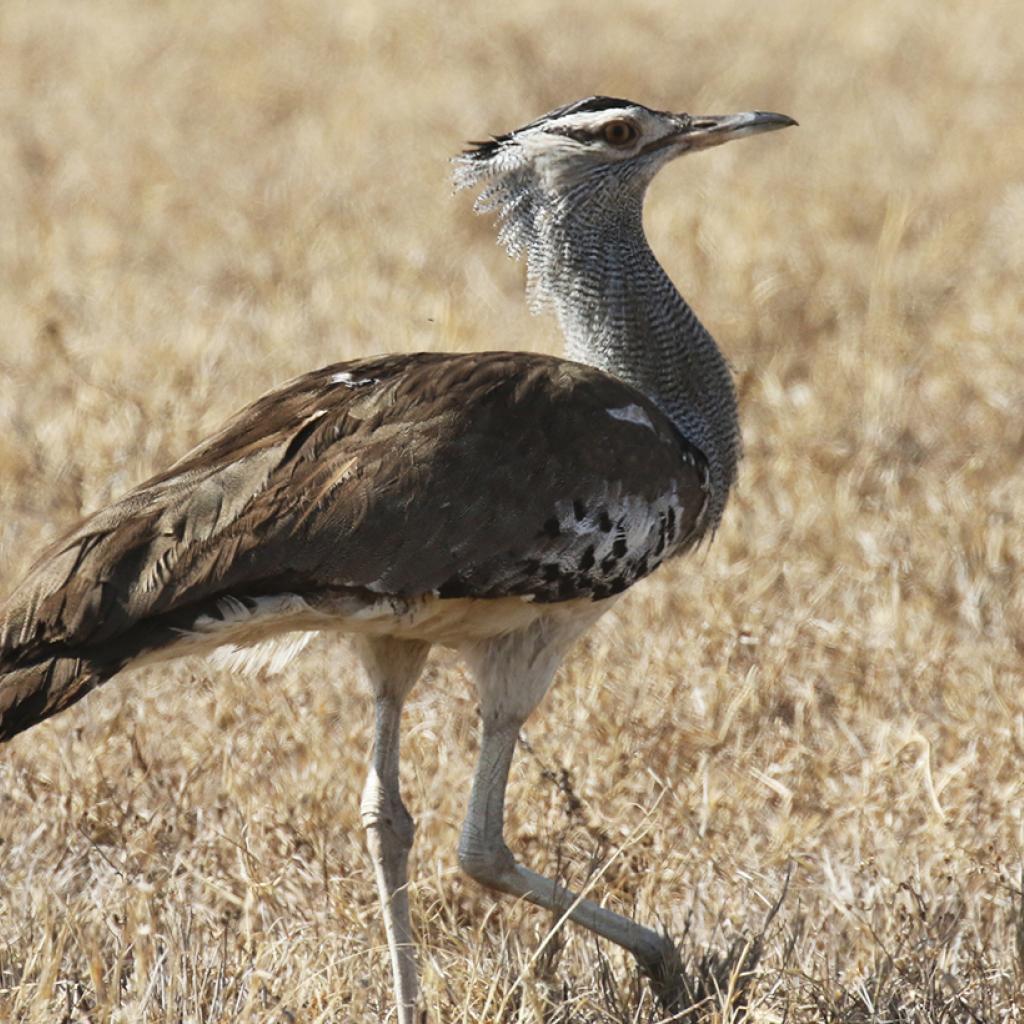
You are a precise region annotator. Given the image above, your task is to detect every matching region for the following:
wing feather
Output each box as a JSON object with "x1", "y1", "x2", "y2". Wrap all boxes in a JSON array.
[{"x1": 1, "y1": 352, "x2": 707, "y2": 665}]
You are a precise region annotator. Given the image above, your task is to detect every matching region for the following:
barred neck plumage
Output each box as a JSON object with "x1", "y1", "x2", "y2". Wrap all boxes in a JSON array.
[
  {"x1": 455, "y1": 99, "x2": 795, "y2": 532},
  {"x1": 523, "y1": 182, "x2": 739, "y2": 530}
]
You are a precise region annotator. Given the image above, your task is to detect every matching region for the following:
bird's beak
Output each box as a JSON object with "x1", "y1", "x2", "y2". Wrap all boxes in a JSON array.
[{"x1": 675, "y1": 111, "x2": 798, "y2": 151}]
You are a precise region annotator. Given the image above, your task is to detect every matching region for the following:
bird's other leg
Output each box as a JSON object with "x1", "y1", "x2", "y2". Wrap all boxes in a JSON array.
[
  {"x1": 353, "y1": 636, "x2": 431, "y2": 1024},
  {"x1": 457, "y1": 622, "x2": 678, "y2": 989}
]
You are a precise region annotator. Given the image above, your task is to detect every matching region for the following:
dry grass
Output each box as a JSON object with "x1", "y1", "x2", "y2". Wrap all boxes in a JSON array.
[{"x1": 1, "y1": 0, "x2": 1023, "y2": 1020}]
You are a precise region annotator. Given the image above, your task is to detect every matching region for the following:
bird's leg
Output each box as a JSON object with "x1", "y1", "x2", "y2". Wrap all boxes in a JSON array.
[
  {"x1": 458, "y1": 623, "x2": 679, "y2": 988},
  {"x1": 354, "y1": 637, "x2": 431, "y2": 1024},
  {"x1": 458, "y1": 721, "x2": 677, "y2": 978}
]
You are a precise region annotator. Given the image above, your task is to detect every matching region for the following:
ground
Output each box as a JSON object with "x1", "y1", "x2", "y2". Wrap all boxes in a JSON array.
[{"x1": 0, "y1": 0, "x2": 1022, "y2": 1021}]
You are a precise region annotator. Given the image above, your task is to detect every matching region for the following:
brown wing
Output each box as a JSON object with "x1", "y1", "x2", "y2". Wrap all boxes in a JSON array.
[{"x1": 0, "y1": 351, "x2": 706, "y2": 664}]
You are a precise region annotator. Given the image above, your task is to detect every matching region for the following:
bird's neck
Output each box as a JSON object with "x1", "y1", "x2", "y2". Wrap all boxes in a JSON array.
[{"x1": 531, "y1": 195, "x2": 740, "y2": 529}]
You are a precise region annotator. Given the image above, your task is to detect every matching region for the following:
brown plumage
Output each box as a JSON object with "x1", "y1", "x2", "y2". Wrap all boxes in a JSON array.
[{"x1": 0, "y1": 351, "x2": 706, "y2": 741}]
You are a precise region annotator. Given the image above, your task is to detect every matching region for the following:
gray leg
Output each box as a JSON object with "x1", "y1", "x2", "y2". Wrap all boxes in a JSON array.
[
  {"x1": 354, "y1": 637, "x2": 431, "y2": 1024},
  {"x1": 457, "y1": 621, "x2": 676, "y2": 980}
]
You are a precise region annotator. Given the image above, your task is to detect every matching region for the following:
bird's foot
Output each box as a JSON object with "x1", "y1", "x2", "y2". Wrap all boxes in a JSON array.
[{"x1": 635, "y1": 934, "x2": 690, "y2": 1015}]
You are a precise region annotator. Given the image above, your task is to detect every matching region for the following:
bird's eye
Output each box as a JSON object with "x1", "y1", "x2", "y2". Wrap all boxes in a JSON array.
[{"x1": 602, "y1": 120, "x2": 638, "y2": 146}]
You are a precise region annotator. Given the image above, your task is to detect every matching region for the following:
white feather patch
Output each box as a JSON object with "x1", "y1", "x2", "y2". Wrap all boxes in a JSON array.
[
  {"x1": 606, "y1": 404, "x2": 656, "y2": 432},
  {"x1": 329, "y1": 371, "x2": 376, "y2": 389},
  {"x1": 187, "y1": 594, "x2": 319, "y2": 676},
  {"x1": 208, "y1": 631, "x2": 317, "y2": 675}
]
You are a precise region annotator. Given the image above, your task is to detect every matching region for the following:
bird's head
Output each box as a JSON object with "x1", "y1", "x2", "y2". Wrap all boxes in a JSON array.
[{"x1": 454, "y1": 96, "x2": 795, "y2": 275}]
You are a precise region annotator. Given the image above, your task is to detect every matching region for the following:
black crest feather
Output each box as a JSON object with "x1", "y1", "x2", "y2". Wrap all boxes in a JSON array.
[{"x1": 462, "y1": 96, "x2": 638, "y2": 161}]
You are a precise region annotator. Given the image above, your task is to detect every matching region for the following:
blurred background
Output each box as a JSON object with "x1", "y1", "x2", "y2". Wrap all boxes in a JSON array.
[{"x1": 0, "y1": 1, "x2": 1022, "y2": 1020}]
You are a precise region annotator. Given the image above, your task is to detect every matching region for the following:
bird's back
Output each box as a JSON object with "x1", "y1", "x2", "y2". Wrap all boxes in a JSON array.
[{"x1": 0, "y1": 350, "x2": 707, "y2": 740}]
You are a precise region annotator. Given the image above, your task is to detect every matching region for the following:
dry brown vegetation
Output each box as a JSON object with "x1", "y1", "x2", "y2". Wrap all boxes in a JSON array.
[{"x1": 1, "y1": 0, "x2": 1023, "y2": 1021}]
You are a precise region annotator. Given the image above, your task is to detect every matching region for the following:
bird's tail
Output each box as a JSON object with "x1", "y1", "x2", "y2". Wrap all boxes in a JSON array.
[
  {"x1": 0, "y1": 595, "x2": 209, "y2": 743},
  {"x1": 0, "y1": 649, "x2": 121, "y2": 743},
  {"x1": 0, "y1": 590, "x2": 318, "y2": 742}
]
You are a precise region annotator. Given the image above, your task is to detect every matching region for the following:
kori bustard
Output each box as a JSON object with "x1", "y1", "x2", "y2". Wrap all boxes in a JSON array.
[{"x1": 0, "y1": 97, "x2": 794, "y2": 1018}]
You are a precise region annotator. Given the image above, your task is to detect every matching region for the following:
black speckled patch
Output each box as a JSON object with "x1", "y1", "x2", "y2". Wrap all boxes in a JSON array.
[{"x1": 654, "y1": 518, "x2": 667, "y2": 556}]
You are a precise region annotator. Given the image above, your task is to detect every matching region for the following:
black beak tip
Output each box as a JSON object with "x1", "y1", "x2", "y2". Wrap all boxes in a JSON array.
[{"x1": 759, "y1": 111, "x2": 799, "y2": 129}]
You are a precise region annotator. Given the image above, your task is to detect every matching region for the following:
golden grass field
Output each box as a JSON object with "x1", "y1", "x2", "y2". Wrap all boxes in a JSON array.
[{"x1": 1, "y1": 0, "x2": 1023, "y2": 1020}]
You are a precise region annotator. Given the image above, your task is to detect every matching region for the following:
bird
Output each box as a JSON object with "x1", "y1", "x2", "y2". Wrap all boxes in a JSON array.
[{"x1": 0, "y1": 97, "x2": 794, "y2": 1020}]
